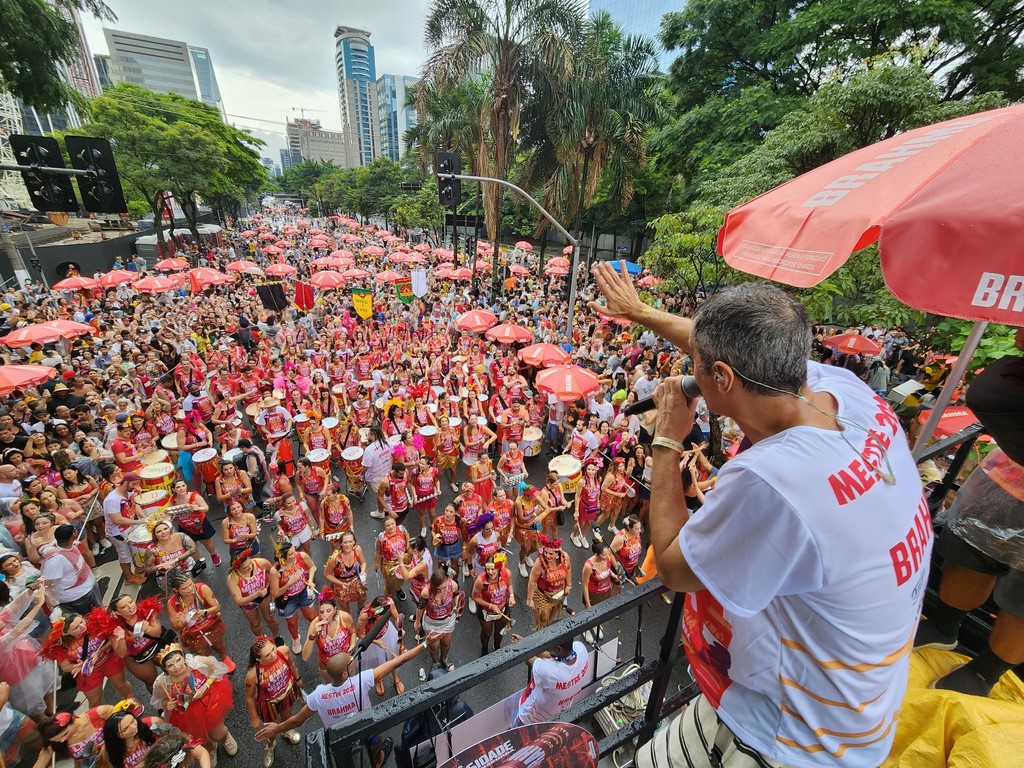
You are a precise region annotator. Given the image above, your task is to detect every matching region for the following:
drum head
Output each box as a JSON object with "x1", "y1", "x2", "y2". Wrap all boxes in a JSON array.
[
  {"x1": 160, "y1": 434, "x2": 179, "y2": 450},
  {"x1": 307, "y1": 448, "x2": 331, "y2": 463},
  {"x1": 224, "y1": 448, "x2": 243, "y2": 463},
  {"x1": 419, "y1": 426, "x2": 437, "y2": 436},
  {"x1": 322, "y1": 417, "x2": 339, "y2": 429},
  {"x1": 141, "y1": 462, "x2": 175, "y2": 479},
  {"x1": 193, "y1": 448, "x2": 218, "y2": 463},
  {"x1": 449, "y1": 417, "x2": 462, "y2": 427},
  {"x1": 549, "y1": 455, "x2": 580, "y2": 474},
  {"x1": 524, "y1": 427, "x2": 543, "y2": 440},
  {"x1": 136, "y1": 490, "x2": 168, "y2": 506},
  {"x1": 341, "y1": 446, "x2": 364, "y2": 461},
  {"x1": 294, "y1": 414, "x2": 309, "y2": 424},
  {"x1": 127, "y1": 526, "x2": 152, "y2": 544}
]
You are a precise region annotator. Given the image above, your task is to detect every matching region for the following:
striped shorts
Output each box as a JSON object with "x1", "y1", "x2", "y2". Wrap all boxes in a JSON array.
[{"x1": 635, "y1": 695, "x2": 790, "y2": 768}]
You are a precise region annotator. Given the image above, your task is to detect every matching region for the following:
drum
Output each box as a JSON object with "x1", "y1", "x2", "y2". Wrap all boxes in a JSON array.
[
  {"x1": 419, "y1": 425, "x2": 438, "y2": 458},
  {"x1": 307, "y1": 448, "x2": 331, "y2": 474},
  {"x1": 331, "y1": 384, "x2": 345, "y2": 397},
  {"x1": 426, "y1": 403, "x2": 438, "y2": 413},
  {"x1": 160, "y1": 433, "x2": 180, "y2": 464},
  {"x1": 140, "y1": 462, "x2": 176, "y2": 493},
  {"x1": 136, "y1": 489, "x2": 169, "y2": 518},
  {"x1": 127, "y1": 526, "x2": 154, "y2": 571},
  {"x1": 341, "y1": 446, "x2": 365, "y2": 495},
  {"x1": 522, "y1": 426, "x2": 543, "y2": 457},
  {"x1": 431, "y1": 386, "x2": 445, "y2": 399},
  {"x1": 223, "y1": 447, "x2": 243, "y2": 467},
  {"x1": 449, "y1": 416, "x2": 462, "y2": 429},
  {"x1": 358, "y1": 427, "x2": 370, "y2": 446},
  {"x1": 549, "y1": 455, "x2": 583, "y2": 495},
  {"x1": 293, "y1": 413, "x2": 311, "y2": 441},
  {"x1": 387, "y1": 434, "x2": 402, "y2": 448},
  {"x1": 323, "y1": 417, "x2": 341, "y2": 458},
  {"x1": 193, "y1": 448, "x2": 220, "y2": 484},
  {"x1": 140, "y1": 449, "x2": 168, "y2": 466}
]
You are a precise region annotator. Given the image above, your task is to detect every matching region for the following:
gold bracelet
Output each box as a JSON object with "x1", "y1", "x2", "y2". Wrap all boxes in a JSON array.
[{"x1": 652, "y1": 436, "x2": 686, "y2": 455}]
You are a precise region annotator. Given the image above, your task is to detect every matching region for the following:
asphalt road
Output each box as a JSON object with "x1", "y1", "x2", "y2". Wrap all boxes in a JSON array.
[{"x1": 80, "y1": 448, "x2": 681, "y2": 768}]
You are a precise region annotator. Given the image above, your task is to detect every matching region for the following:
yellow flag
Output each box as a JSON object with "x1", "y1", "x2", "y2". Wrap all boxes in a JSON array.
[{"x1": 352, "y1": 287, "x2": 373, "y2": 319}]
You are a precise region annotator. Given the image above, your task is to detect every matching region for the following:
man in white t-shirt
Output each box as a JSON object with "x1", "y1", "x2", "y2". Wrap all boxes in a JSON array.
[
  {"x1": 511, "y1": 638, "x2": 589, "y2": 726},
  {"x1": 102, "y1": 467, "x2": 147, "y2": 584},
  {"x1": 592, "y1": 269, "x2": 926, "y2": 768},
  {"x1": 255, "y1": 637, "x2": 431, "y2": 767}
]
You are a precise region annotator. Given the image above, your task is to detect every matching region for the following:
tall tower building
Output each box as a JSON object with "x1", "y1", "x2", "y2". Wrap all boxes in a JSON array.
[
  {"x1": 188, "y1": 46, "x2": 225, "y2": 117},
  {"x1": 588, "y1": 0, "x2": 677, "y2": 67},
  {"x1": 334, "y1": 26, "x2": 380, "y2": 167},
  {"x1": 104, "y1": 29, "x2": 200, "y2": 100},
  {"x1": 377, "y1": 74, "x2": 419, "y2": 161}
]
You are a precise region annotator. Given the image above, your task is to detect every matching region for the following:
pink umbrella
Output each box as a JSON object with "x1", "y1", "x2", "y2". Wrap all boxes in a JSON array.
[
  {"x1": 296, "y1": 220, "x2": 310, "y2": 229},
  {"x1": 308, "y1": 238, "x2": 332, "y2": 247},
  {"x1": 548, "y1": 257, "x2": 570, "y2": 268},
  {"x1": 390, "y1": 253, "x2": 408, "y2": 264},
  {"x1": 393, "y1": 244, "x2": 412, "y2": 253},
  {"x1": 485, "y1": 323, "x2": 533, "y2": 344},
  {"x1": 258, "y1": 232, "x2": 276, "y2": 241},
  {"x1": 239, "y1": 230, "x2": 257, "y2": 237},
  {"x1": 98, "y1": 269, "x2": 138, "y2": 288},
  {"x1": 435, "y1": 267, "x2": 452, "y2": 279},
  {"x1": 309, "y1": 228, "x2": 325, "y2": 235},
  {"x1": 225, "y1": 260, "x2": 259, "y2": 272},
  {"x1": 341, "y1": 268, "x2": 370, "y2": 280},
  {"x1": 414, "y1": 243, "x2": 431, "y2": 252},
  {"x1": 449, "y1": 267, "x2": 473, "y2": 280},
  {"x1": 188, "y1": 268, "x2": 234, "y2": 288},
  {"x1": 244, "y1": 266, "x2": 265, "y2": 276},
  {"x1": 53, "y1": 276, "x2": 99, "y2": 291},
  {"x1": 475, "y1": 260, "x2": 491, "y2": 272},
  {"x1": 477, "y1": 242, "x2": 493, "y2": 254},
  {"x1": 509, "y1": 264, "x2": 530, "y2": 276},
  {"x1": 363, "y1": 245, "x2": 385, "y2": 256},
  {"x1": 822, "y1": 333, "x2": 882, "y2": 356},
  {"x1": 545, "y1": 266, "x2": 569, "y2": 276},
  {"x1": 517, "y1": 343, "x2": 571, "y2": 368},
  {"x1": 0, "y1": 364, "x2": 58, "y2": 395},
  {"x1": 266, "y1": 263, "x2": 298, "y2": 277},
  {"x1": 535, "y1": 364, "x2": 601, "y2": 402},
  {"x1": 436, "y1": 262, "x2": 455, "y2": 270},
  {"x1": 310, "y1": 270, "x2": 346, "y2": 290},
  {"x1": 561, "y1": 245, "x2": 574, "y2": 255},
  {"x1": 515, "y1": 241, "x2": 533, "y2": 250},
  {"x1": 2, "y1": 320, "x2": 98, "y2": 348},
  {"x1": 153, "y1": 258, "x2": 189, "y2": 272},
  {"x1": 374, "y1": 269, "x2": 403, "y2": 283},
  {"x1": 274, "y1": 240, "x2": 291, "y2": 249},
  {"x1": 433, "y1": 248, "x2": 453, "y2": 258},
  {"x1": 455, "y1": 310, "x2": 498, "y2": 333},
  {"x1": 329, "y1": 250, "x2": 355, "y2": 260},
  {"x1": 132, "y1": 275, "x2": 178, "y2": 294},
  {"x1": 341, "y1": 234, "x2": 363, "y2": 243},
  {"x1": 261, "y1": 246, "x2": 283, "y2": 255},
  {"x1": 311, "y1": 256, "x2": 342, "y2": 269},
  {"x1": 405, "y1": 253, "x2": 427, "y2": 264}
]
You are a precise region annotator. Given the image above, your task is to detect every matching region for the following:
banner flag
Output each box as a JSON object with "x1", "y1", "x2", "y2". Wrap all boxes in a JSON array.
[
  {"x1": 293, "y1": 281, "x2": 314, "y2": 311},
  {"x1": 395, "y1": 277, "x2": 414, "y2": 304},
  {"x1": 352, "y1": 287, "x2": 373, "y2": 319},
  {"x1": 410, "y1": 268, "x2": 428, "y2": 298}
]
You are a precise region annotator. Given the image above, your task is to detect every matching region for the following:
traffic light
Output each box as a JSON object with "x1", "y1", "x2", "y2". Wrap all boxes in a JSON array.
[
  {"x1": 8, "y1": 135, "x2": 78, "y2": 213},
  {"x1": 66, "y1": 136, "x2": 128, "y2": 213},
  {"x1": 435, "y1": 152, "x2": 461, "y2": 208}
]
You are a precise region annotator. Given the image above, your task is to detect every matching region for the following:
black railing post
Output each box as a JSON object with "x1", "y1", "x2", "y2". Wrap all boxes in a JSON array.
[{"x1": 637, "y1": 591, "x2": 686, "y2": 746}]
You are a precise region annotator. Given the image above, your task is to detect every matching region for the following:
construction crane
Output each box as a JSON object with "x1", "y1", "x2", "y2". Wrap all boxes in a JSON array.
[{"x1": 291, "y1": 107, "x2": 325, "y2": 119}]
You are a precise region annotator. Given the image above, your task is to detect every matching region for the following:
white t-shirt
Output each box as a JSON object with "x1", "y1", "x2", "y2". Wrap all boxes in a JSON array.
[
  {"x1": 633, "y1": 375, "x2": 659, "y2": 402},
  {"x1": 516, "y1": 641, "x2": 590, "y2": 725},
  {"x1": 305, "y1": 670, "x2": 375, "y2": 727},
  {"x1": 678, "y1": 363, "x2": 928, "y2": 767},
  {"x1": 362, "y1": 441, "x2": 393, "y2": 484}
]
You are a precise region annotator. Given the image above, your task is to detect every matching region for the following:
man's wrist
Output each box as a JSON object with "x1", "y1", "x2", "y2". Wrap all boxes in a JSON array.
[{"x1": 652, "y1": 436, "x2": 686, "y2": 454}]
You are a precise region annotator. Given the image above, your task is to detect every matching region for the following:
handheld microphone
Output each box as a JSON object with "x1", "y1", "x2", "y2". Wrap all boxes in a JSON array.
[{"x1": 623, "y1": 375, "x2": 701, "y2": 415}]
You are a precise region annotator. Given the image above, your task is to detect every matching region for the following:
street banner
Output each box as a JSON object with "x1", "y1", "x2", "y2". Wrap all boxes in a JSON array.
[
  {"x1": 411, "y1": 268, "x2": 428, "y2": 298},
  {"x1": 294, "y1": 281, "x2": 314, "y2": 312},
  {"x1": 352, "y1": 287, "x2": 373, "y2": 319},
  {"x1": 395, "y1": 277, "x2": 414, "y2": 304},
  {"x1": 438, "y1": 723, "x2": 598, "y2": 768}
]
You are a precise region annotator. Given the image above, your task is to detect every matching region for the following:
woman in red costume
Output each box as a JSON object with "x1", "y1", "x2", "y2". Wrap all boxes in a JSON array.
[
  {"x1": 300, "y1": 588, "x2": 357, "y2": 682},
  {"x1": 244, "y1": 636, "x2": 303, "y2": 768},
  {"x1": 42, "y1": 608, "x2": 133, "y2": 707}
]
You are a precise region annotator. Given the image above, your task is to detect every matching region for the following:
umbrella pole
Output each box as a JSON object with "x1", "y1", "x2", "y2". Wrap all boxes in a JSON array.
[{"x1": 911, "y1": 320, "x2": 987, "y2": 462}]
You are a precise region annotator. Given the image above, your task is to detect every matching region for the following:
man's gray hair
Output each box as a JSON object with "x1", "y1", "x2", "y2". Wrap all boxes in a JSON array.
[{"x1": 692, "y1": 283, "x2": 810, "y2": 397}]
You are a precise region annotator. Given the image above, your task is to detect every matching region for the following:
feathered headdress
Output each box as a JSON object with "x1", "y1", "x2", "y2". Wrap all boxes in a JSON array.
[
  {"x1": 407, "y1": 382, "x2": 430, "y2": 400},
  {"x1": 383, "y1": 396, "x2": 404, "y2": 418},
  {"x1": 273, "y1": 538, "x2": 289, "y2": 565},
  {"x1": 318, "y1": 586, "x2": 336, "y2": 604}
]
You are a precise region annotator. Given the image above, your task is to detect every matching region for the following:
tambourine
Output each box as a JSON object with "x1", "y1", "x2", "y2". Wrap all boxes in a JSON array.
[
  {"x1": 415, "y1": 491, "x2": 440, "y2": 503},
  {"x1": 164, "y1": 504, "x2": 195, "y2": 517}
]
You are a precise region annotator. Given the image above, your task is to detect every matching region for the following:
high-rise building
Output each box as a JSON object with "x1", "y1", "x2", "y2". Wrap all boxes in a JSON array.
[
  {"x1": 0, "y1": 91, "x2": 28, "y2": 205},
  {"x1": 260, "y1": 157, "x2": 281, "y2": 178},
  {"x1": 94, "y1": 54, "x2": 113, "y2": 89},
  {"x1": 63, "y1": 5, "x2": 101, "y2": 99},
  {"x1": 334, "y1": 26, "x2": 380, "y2": 167},
  {"x1": 104, "y1": 29, "x2": 216, "y2": 104},
  {"x1": 285, "y1": 118, "x2": 347, "y2": 166},
  {"x1": 377, "y1": 74, "x2": 419, "y2": 161},
  {"x1": 280, "y1": 148, "x2": 301, "y2": 171},
  {"x1": 188, "y1": 46, "x2": 225, "y2": 117},
  {"x1": 588, "y1": 0, "x2": 678, "y2": 67}
]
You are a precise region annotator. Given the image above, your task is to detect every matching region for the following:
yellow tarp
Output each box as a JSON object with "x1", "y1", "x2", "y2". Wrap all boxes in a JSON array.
[{"x1": 883, "y1": 649, "x2": 1024, "y2": 767}]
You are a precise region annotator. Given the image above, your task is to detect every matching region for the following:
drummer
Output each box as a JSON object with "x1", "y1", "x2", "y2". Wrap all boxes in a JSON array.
[
  {"x1": 496, "y1": 440, "x2": 527, "y2": 501},
  {"x1": 295, "y1": 456, "x2": 330, "y2": 529},
  {"x1": 112, "y1": 420, "x2": 145, "y2": 473},
  {"x1": 498, "y1": 400, "x2": 527, "y2": 456},
  {"x1": 129, "y1": 412, "x2": 158, "y2": 456},
  {"x1": 320, "y1": 484, "x2": 353, "y2": 550},
  {"x1": 254, "y1": 395, "x2": 294, "y2": 477},
  {"x1": 411, "y1": 455, "x2": 441, "y2": 538},
  {"x1": 170, "y1": 478, "x2": 220, "y2": 567},
  {"x1": 462, "y1": 417, "x2": 496, "y2": 469},
  {"x1": 299, "y1": 411, "x2": 333, "y2": 456},
  {"x1": 379, "y1": 462, "x2": 413, "y2": 524},
  {"x1": 435, "y1": 416, "x2": 461, "y2": 493}
]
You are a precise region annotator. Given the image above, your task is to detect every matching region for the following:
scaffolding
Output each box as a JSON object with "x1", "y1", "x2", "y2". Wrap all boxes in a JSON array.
[{"x1": 0, "y1": 90, "x2": 29, "y2": 206}]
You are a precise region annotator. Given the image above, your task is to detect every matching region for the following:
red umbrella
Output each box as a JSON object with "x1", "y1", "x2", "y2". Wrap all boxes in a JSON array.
[
  {"x1": 295, "y1": 220, "x2": 310, "y2": 229},
  {"x1": 393, "y1": 244, "x2": 412, "y2": 253},
  {"x1": 515, "y1": 240, "x2": 533, "y2": 250},
  {"x1": 266, "y1": 263, "x2": 298, "y2": 277},
  {"x1": 405, "y1": 253, "x2": 427, "y2": 264},
  {"x1": 449, "y1": 267, "x2": 473, "y2": 280},
  {"x1": 485, "y1": 323, "x2": 533, "y2": 344},
  {"x1": 310, "y1": 270, "x2": 346, "y2": 290},
  {"x1": 311, "y1": 256, "x2": 344, "y2": 269},
  {"x1": 261, "y1": 245, "x2": 283, "y2": 255},
  {"x1": 435, "y1": 267, "x2": 453, "y2": 279},
  {"x1": 545, "y1": 265, "x2": 569, "y2": 276},
  {"x1": 509, "y1": 264, "x2": 530, "y2": 276},
  {"x1": 257, "y1": 232, "x2": 276, "y2": 241},
  {"x1": 517, "y1": 343, "x2": 571, "y2": 368},
  {"x1": 98, "y1": 269, "x2": 138, "y2": 288},
  {"x1": 561, "y1": 245, "x2": 573, "y2": 255},
  {"x1": 187, "y1": 268, "x2": 234, "y2": 288},
  {"x1": 132, "y1": 275, "x2": 178, "y2": 293},
  {"x1": 226, "y1": 260, "x2": 259, "y2": 272},
  {"x1": 917, "y1": 406, "x2": 980, "y2": 438},
  {"x1": 535, "y1": 365, "x2": 601, "y2": 402},
  {"x1": 436, "y1": 262, "x2": 455, "y2": 270},
  {"x1": 548, "y1": 257, "x2": 570, "y2": 268},
  {"x1": 455, "y1": 310, "x2": 498, "y2": 333},
  {"x1": 239, "y1": 230, "x2": 257, "y2": 237},
  {"x1": 309, "y1": 228, "x2": 325, "y2": 235},
  {"x1": 374, "y1": 269, "x2": 403, "y2": 283},
  {"x1": 153, "y1": 258, "x2": 189, "y2": 272},
  {"x1": 53, "y1": 276, "x2": 99, "y2": 291},
  {"x1": 413, "y1": 243, "x2": 431, "y2": 252},
  {"x1": 0, "y1": 364, "x2": 58, "y2": 395},
  {"x1": 363, "y1": 245, "x2": 385, "y2": 256},
  {"x1": 341, "y1": 268, "x2": 370, "y2": 280},
  {"x1": 390, "y1": 252, "x2": 408, "y2": 264},
  {"x1": 822, "y1": 333, "x2": 882, "y2": 356},
  {"x1": 274, "y1": 240, "x2": 291, "y2": 249},
  {"x1": 329, "y1": 250, "x2": 355, "y2": 260},
  {"x1": 341, "y1": 233, "x2": 363, "y2": 243},
  {"x1": 2, "y1": 320, "x2": 97, "y2": 348}
]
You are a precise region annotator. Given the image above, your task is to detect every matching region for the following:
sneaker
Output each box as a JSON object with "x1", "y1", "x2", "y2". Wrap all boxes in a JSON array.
[
  {"x1": 125, "y1": 574, "x2": 147, "y2": 585},
  {"x1": 468, "y1": 600, "x2": 477, "y2": 614},
  {"x1": 212, "y1": 553, "x2": 222, "y2": 567},
  {"x1": 90, "y1": 543, "x2": 101, "y2": 556},
  {"x1": 283, "y1": 730, "x2": 301, "y2": 745},
  {"x1": 570, "y1": 534, "x2": 582, "y2": 548},
  {"x1": 597, "y1": 626, "x2": 604, "y2": 641},
  {"x1": 442, "y1": 658, "x2": 455, "y2": 671},
  {"x1": 462, "y1": 563, "x2": 471, "y2": 579},
  {"x1": 584, "y1": 629, "x2": 596, "y2": 645},
  {"x1": 525, "y1": 554, "x2": 537, "y2": 568},
  {"x1": 100, "y1": 538, "x2": 112, "y2": 549},
  {"x1": 222, "y1": 731, "x2": 238, "y2": 756},
  {"x1": 290, "y1": 637, "x2": 302, "y2": 653},
  {"x1": 931, "y1": 664, "x2": 994, "y2": 697},
  {"x1": 913, "y1": 619, "x2": 958, "y2": 651},
  {"x1": 263, "y1": 740, "x2": 276, "y2": 768},
  {"x1": 420, "y1": 526, "x2": 427, "y2": 537},
  {"x1": 418, "y1": 667, "x2": 426, "y2": 681},
  {"x1": 519, "y1": 563, "x2": 529, "y2": 578},
  {"x1": 609, "y1": 525, "x2": 619, "y2": 536},
  {"x1": 396, "y1": 588, "x2": 407, "y2": 601},
  {"x1": 451, "y1": 482, "x2": 459, "y2": 493},
  {"x1": 369, "y1": 510, "x2": 385, "y2": 519},
  {"x1": 579, "y1": 536, "x2": 589, "y2": 549}
]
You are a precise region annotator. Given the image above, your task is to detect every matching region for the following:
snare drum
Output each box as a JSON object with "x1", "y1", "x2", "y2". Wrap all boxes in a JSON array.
[
  {"x1": 419, "y1": 425, "x2": 438, "y2": 458},
  {"x1": 192, "y1": 448, "x2": 220, "y2": 484},
  {"x1": 341, "y1": 446, "x2": 365, "y2": 494},
  {"x1": 322, "y1": 417, "x2": 341, "y2": 458},
  {"x1": 160, "y1": 433, "x2": 180, "y2": 464},
  {"x1": 293, "y1": 413, "x2": 310, "y2": 441},
  {"x1": 140, "y1": 449, "x2": 169, "y2": 466},
  {"x1": 136, "y1": 489, "x2": 169, "y2": 518},
  {"x1": 522, "y1": 426, "x2": 543, "y2": 457},
  {"x1": 549, "y1": 455, "x2": 583, "y2": 495},
  {"x1": 307, "y1": 448, "x2": 331, "y2": 474},
  {"x1": 127, "y1": 526, "x2": 154, "y2": 572},
  {"x1": 140, "y1": 462, "x2": 176, "y2": 493}
]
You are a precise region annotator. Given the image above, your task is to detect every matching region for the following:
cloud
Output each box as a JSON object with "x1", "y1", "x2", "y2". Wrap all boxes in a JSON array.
[{"x1": 79, "y1": 0, "x2": 429, "y2": 157}]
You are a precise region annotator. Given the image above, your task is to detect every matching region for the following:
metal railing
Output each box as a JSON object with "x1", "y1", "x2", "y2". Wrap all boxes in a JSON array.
[{"x1": 307, "y1": 580, "x2": 694, "y2": 768}]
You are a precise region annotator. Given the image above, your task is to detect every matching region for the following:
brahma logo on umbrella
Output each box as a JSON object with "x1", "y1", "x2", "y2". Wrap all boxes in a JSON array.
[{"x1": 438, "y1": 722, "x2": 597, "y2": 768}]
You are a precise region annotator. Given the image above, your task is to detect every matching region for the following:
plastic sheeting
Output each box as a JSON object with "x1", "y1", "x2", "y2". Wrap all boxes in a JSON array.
[
  {"x1": 944, "y1": 450, "x2": 1024, "y2": 570},
  {"x1": 883, "y1": 649, "x2": 1024, "y2": 767}
]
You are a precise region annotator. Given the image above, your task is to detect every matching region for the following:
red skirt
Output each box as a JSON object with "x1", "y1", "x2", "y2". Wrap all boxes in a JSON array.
[{"x1": 168, "y1": 677, "x2": 233, "y2": 741}]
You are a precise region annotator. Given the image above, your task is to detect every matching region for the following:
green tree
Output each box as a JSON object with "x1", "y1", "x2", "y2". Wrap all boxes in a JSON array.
[
  {"x1": 0, "y1": 0, "x2": 114, "y2": 110},
  {"x1": 280, "y1": 160, "x2": 336, "y2": 214},
  {"x1": 422, "y1": 0, "x2": 586, "y2": 288}
]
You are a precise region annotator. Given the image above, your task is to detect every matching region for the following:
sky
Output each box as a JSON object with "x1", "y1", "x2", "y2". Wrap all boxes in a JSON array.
[{"x1": 80, "y1": 0, "x2": 430, "y2": 160}]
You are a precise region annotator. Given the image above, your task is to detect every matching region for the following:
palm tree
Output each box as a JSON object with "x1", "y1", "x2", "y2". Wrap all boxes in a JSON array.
[
  {"x1": 422, "y1": 0, "x2": 586, "y2": 289},
  {"x1": 523, "y1": 11, "x2": 662, "y2": 268}
]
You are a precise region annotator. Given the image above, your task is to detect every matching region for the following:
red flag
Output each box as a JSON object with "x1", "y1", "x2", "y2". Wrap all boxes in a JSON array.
[
  {"x1": 294, "y1": 281, "x2": 314, "y2": 311},
  {"x1": 188, "y1": 271, "x2": 203, "y2": 294}
]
